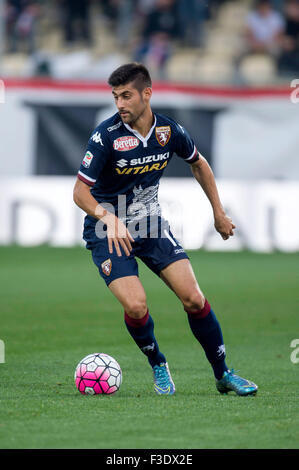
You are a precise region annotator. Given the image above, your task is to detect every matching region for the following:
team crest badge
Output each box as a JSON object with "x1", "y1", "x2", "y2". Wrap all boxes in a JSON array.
[
  {"x1": 155, "y1": 126, "x2": 171, "y2": 146},
  {"x1": 101, "y1": 259, "x2": 112, "y2": 276}
]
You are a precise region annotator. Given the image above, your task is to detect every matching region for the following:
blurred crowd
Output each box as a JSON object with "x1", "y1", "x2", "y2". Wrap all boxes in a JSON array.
[
  {"x1": 240, "y1": 0, "x2": 299, "y2": 75},
  {"x1": 3, "y1": 0, "x2": 299, "y2": 79},
  {"x1": 5, "y1": 0, "x2": 40, "y2": 54},
  {"x1": 4, "y1": 0, "x2": 224, "y2": 50}
]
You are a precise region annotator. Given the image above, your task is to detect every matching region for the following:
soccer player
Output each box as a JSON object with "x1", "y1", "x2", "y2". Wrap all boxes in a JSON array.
[{"x1": 73, "y1": 63, "x2": 258, "y2": 396}]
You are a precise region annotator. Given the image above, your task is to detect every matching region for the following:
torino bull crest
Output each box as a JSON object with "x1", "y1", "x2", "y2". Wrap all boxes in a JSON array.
[{"x1": 155, "y1": 126, "x2": 171, "y2": 146}]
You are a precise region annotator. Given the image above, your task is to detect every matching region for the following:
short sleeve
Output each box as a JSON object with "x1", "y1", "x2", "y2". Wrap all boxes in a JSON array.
[
  {"x1": 173, "y1": 123, "x2": 200, "y2": 164},
  {"x1": 77, "y1": 129, "x2": 110, "y2": 186}
]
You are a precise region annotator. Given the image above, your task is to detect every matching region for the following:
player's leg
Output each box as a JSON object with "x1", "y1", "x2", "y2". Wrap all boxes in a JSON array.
[
  {"x1": 160, "y1": 259, "x2": 229, "y2": 380},
  {"x1": 108, "y1": 275, "x2": 166, "y2": 368},
  {"x1": 108, "y1": 275, "x2": 148, "y2": 319},
  {"x1": 108, "y1": 275, "x2": 175, "y2": 394},
  {"x1": 88, "y1": 234, "x2": 174, "y2": 395},
  {"x1": 160, "y1": 259, "x2": 258, "y2": 396}
]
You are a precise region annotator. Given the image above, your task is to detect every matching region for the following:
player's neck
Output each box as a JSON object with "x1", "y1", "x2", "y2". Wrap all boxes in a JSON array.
[{"x1": 129, "y1": 107, "x2": 154, "y2": 138}]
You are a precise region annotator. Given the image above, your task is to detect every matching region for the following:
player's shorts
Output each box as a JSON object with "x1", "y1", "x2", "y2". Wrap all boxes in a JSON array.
[{"x1": 83, "y1": 216, "x2": 189, "y2": 286}]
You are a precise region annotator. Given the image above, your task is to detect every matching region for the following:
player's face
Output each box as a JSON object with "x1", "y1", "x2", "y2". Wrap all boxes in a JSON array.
[{"x1": 112, "y1": 82, "x2": 151, "y2": 126}]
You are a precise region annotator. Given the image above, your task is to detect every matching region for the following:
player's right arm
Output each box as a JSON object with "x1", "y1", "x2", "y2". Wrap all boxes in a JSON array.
[
  {"x1": 73, "y1": 179, "x2": 134, "y2": 257},
  {"x1": 73, "y1": 129, "x2": 134, "y2": 257}
]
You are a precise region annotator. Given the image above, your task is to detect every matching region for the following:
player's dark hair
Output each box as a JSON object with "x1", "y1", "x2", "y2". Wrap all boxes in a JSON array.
[{"x1": 108, "y1": 63, "x2": 152, "y2": 92}]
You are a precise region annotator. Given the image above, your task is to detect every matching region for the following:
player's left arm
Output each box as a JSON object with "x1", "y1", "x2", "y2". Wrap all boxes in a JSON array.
[{"x1": 191, "y1": 155, "x2": 235, "y2": 240}]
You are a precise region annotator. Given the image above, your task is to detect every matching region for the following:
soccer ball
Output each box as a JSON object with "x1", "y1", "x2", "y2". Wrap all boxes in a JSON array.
[{"x1": 74, "y1": 353, "x2": 122, "y2": 395}]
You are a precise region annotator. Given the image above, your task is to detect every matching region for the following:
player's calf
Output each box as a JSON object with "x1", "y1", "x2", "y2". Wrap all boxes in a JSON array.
[
  {"x1": 124, "y1": 310, "x2": 167, "y2": 369},
  {"x1": 124, "y1": 311, "x2": 175, "y2": 395},
  {"x1": 185, "y1": 299, "x2": 229, "y2": 380}
]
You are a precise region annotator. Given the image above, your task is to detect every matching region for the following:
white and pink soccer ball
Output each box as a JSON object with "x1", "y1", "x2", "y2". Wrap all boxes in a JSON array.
[{"x1": 75, "y1": 353, "x2": 122, "y2": 395}]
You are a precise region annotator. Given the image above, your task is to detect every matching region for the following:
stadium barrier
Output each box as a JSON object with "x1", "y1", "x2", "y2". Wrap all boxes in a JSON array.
[
  {"x1": 1, "y1": 79, "x2": 298, "y2": 180},
  {"x1": 0, "y1": 177, "x2": 298, "y2": 252}
]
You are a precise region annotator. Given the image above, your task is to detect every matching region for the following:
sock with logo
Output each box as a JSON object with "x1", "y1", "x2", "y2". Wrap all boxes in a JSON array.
[
  {"x1": 124, "y1": 311, "x2": 166, "y2": 368},
  {"x1": 186, "y1": 299, "x2": 228, "y2": 380}
]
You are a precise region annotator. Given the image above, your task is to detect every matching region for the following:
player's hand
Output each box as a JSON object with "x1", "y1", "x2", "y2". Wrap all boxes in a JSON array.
[
  {"x1": 214, "y1": 213, "x2": 236, "y2": 241},
  {"x1": 100, "y1": 212, "x2": 135, "y2": 257}
]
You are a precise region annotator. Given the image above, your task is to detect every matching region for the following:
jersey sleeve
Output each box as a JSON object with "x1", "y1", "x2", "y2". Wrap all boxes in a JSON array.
[
  {"x1": 173, "y1": 123, "x2": 200, "y2": 164},
  {"x1": 77, "y1": 129, "x2": 110, "y2": 186}
]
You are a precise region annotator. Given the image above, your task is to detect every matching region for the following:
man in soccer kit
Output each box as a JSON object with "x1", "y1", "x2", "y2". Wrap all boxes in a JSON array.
[{"x1": 73, "y1": 63, "x2": 258, "y2": 396}]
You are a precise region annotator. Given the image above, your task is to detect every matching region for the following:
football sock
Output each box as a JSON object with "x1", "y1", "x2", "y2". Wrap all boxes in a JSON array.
[
  {"x1": 124, "y1": 311, "x2": 166, "y2": 368},
  {"x1": 186, "y1": 299, "x2": 229, "y2": 380}
]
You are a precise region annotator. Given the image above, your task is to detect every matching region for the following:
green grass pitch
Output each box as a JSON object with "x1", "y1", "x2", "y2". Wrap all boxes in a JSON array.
[{"x1": 0, "y1": 246, "x2": 298, "y2": 449}]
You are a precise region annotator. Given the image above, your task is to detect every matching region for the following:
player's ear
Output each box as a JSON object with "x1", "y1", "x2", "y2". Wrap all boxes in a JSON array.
[{"x1": 143, "y1": 87, "x2": 152, "y2": 102}]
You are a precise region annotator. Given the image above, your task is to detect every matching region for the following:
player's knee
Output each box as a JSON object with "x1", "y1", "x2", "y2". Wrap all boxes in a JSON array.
[
  {"x1": 125, "y1": 299, "x2": 148, "y2": 319},
  {"x1": 181, "y1": 290, "x2": 205, "y2": 312}
]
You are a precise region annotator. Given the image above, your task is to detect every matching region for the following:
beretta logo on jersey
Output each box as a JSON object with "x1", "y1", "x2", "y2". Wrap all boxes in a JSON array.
[
  {"x1": 113, "y1": 136, "x2": 140, "y2": 152},
  {"x1": 82, "y1": 151, "x2": 94, "y2": 168},
  {"x1": 155, "y1": 126, "x2": 171, "y2": 146}
]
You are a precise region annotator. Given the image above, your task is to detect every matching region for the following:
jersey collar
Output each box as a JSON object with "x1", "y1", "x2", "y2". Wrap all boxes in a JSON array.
[{"x1": 123, "y1": 114, "x2": 157, "y2": 148}]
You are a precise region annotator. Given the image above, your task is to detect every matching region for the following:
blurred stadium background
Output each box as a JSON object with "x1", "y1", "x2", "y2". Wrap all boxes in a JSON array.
[
  {"x1": 0, "y1": 0, "x2": 299, "y2": 250},
  {"x1": 0, "y1": 0, "x2": 299, "y2": 450}
]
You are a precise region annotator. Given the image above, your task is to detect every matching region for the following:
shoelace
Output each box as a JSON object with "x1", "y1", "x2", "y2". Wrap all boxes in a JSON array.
[{"x1": 226, "y1": 369, "x2": 248, "y2": 386}]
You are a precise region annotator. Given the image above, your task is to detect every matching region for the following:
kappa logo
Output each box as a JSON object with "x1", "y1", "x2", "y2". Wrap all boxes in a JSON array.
[
  {"x1": 82, "y1": 151, "x2": 94, "y2": 168},
  {"x1": 155, "y1": 126, "x2": 171, "y2": 146},
  {"x1": 101, "y1": 258, "x2": 112, "y2": 276},
  {"x1": 91, "y1": 132, "x2": 104, "y2": 146},
  {"x1": 113, "y1": 136, "x2": 140, "y2": 152}
]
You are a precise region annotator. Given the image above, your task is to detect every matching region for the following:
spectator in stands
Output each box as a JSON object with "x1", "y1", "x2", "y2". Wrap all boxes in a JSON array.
[
  {"x1": 177, "y1": 0, "x2": 209, "y2": 47},
  {"x1": 244, "y1": 0, "x2": 285, "y2": 57},
  {"x1": 278, "y1": 0, "x2": 299, "y2": 74},
  {"x1": 233, "y1": 0, "x2": 285, "y2": 82},
  {"x1": 60, "y1": 0, "x2": 92, "y2": 46},
  {"x1": 5, "y1": 0, "x2": 39, "y2": 54},
  {"x1": 137, "y1": 0, "x2": 157, "y2": 15},
  {"x1": 100, "y1": 0, "x2": 119, "y2": 23},
  {"x1": 271, "y1": 0, "x2": 285, "y2": 13},
  {"x1": 112, "y1": 0, "x2": 134, "y2": 47},
  {"x1": 134, "y1": 0, "x2": 180, "y2": 79}
]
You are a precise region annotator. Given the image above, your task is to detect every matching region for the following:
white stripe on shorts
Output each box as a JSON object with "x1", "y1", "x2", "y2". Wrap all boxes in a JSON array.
[{"x1": 163, "y1": 229, "x2": 177, "y2": 247}]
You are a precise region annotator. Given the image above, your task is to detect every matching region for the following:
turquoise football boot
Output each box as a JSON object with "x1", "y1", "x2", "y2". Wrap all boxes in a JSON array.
[
  {"x1": 216, "y1": 369, "x2": 258, "y2": 396},
  {"x1": 153, "y1": 362, "x2": 175, "y2": 395}
]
